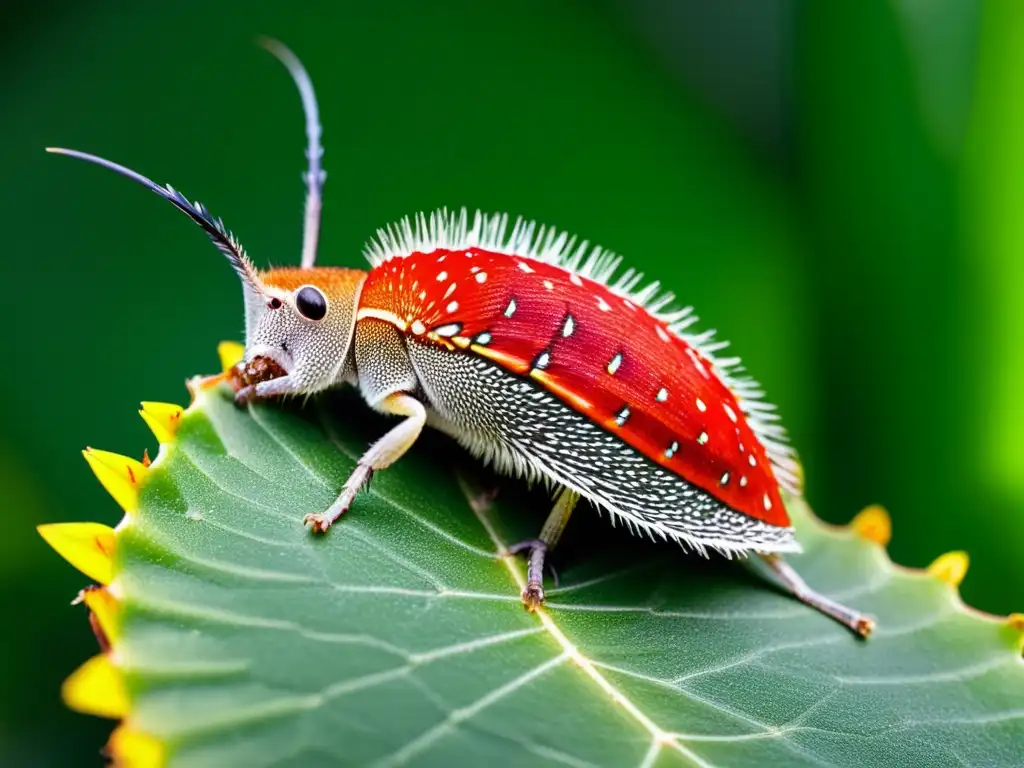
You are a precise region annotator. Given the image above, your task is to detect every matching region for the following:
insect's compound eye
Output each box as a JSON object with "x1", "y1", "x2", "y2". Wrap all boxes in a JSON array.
[
  {"x1": 267, "y1": 297, "x2": 283, "y2": 310},
  {"x1": 295, "y1": 285, "x2": 328, "y2": 321}
]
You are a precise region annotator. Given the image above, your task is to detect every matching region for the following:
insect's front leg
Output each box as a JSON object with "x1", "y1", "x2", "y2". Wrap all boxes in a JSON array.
[
  {"x1": 304, "y1": 392, "x2": 426, "y2": 533},
  {"x1": 234, "y1": 374, "x2": 300, "y2": 406},
  {"x1": 304, "y1": 318, "x2": 422, "y2": 533}
]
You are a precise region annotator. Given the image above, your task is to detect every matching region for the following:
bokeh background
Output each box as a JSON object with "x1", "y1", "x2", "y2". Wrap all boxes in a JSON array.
[{"x1": 2, "y1": 1, "x2": 1020, "y2": 764}]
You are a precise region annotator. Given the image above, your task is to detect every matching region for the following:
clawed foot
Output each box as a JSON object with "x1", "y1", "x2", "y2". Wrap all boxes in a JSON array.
[
  {"x1": 854, "y1": 616, "x2": 876, "y2": 638},
  {"x1": 506, "y1": 538, "x2": 557, "y2": 612},
  {"x1": 303, "y1": 512, "x2": 335, "y2": 534},
  {"x1": 521, "y1": 582, "x2": 544, "y2": 612},
  {"x1": 303, "y1": 465, "x2": 374, "y2": 535}
]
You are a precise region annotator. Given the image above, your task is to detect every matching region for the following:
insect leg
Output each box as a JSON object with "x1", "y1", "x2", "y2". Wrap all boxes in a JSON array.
[
  {"x1": 510, "y1": 487, "x2": 580, "y2": 611},
  {"x1": 234, "y1": 374, "x2": 300, "y2": 405},
  {"x1": 304, "y1": 393, "x2": 426, "y2": 534},
  {"x1": 758, "y1": 554, "x2": 875, "y2": 638}
]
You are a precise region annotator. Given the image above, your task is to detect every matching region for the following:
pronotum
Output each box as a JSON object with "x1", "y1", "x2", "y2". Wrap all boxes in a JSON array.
[{"x1": 49, "y1": 40, "x2": 873, "y2": 637}]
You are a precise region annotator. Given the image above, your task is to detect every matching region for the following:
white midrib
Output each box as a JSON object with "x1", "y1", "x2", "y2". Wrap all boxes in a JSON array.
[{"x1": 459, "y1": 477, "x2": 712, "y2": 768}]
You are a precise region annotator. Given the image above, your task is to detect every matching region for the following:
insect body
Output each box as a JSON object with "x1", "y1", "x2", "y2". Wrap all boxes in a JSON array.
[
  {"x1": 49, "y1": 41, "x2": 873, "y2": 637},
  {"x1": 356, "y1": 226, "x2": 799, "y2": 556}
]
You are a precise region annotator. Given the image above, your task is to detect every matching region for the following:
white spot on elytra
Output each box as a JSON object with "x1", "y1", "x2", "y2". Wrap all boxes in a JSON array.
[
  {"x1": 696, "y1": 397, "x2": 706, "y2": 412},
  {"x1": 596, "y1": 296, "x2": 612, "y2": 312},
  {"x1": 444, "y1": 282, "x2": 457, "y2": 299},
  {"x1": 763, "y1": 494, "x2": 772, "y2": 511},
  {"x1": 437, "y1": 255, "x2": 446, "y2": 263},
  {"x1": 411, "y1": 320, "x2": 426, "y2": 335},
  {"x1": 740, "y1": 476, "x2": 748, "y2": 487},
  {"x1": 412, "y1": 280, "x2": 419, "y2": 291},
  {"x1": 470, "y1": 266, "x2": 481, "y2": 274},
  {"x1": 447, "y1": 300, "x2": 459, "y2": 313},
  {"x1": 656, "y1": 326, "x2": 671, "y2": 343},
  {"x1": 562, "y1": 314, "x2": 576, "y2": 337},
  {"x1": 418, "y1": 290, "x2": 427, "y2": 301},
  {"x1": 615, "y1": 406, "x2": 630, "y2": 426},
  {"x1": 475, "y1": 272, "x2": 488, "y2": 284},
  {"x1": 436, "y1": 271, "x2": 448, "y2": 281},
  {"x1": 623, "y1": 299, "x2": 636, "y2": 311},
  {"x1": 534, "y1": 351, "x2": 551, "y2": 370},
  {"x1": 543, "y1": 279, "x2": 554, "y2": 291},
  {"x1": 474, "y1": 332, "x2": 492, "y2": 345},
  {"x1": 749, "y1": 454, "x2": 757, "y2": 467},
  {"x1": 570, "y1": 274, "x2": 584, "y2": 287},
  {"x1": 434, "y1": 323, "x2": 461, "y2": 337},
  {"x1": 504, "y1": 298, "x2": 517, "y2": 318},
  {"x1": 656, "y1": 387, "x2": 668, "y2": 402},
  {"x1": 697, "y1": 432, "x2": 709, "y2": 445},
  {"x1": 720, "y1": 472, "x2": 730, "y2": 485},
  {"x1": 724, "y1": 404, "x2": 738, "y2": 423},
  {"x1": 665, "y1": 440, "x2": 679, "y2": 458},
  {"x1": 607, "y1": 353, "x2": 623, "y2": 375},
  {"x1": 518, "y1": 261, "x2": 535, "y2": 273}
]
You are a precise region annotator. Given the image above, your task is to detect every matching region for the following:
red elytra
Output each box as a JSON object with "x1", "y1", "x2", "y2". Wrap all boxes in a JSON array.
[{"x1": 359, "y1": 246, "x2": 791, "y2": 528}]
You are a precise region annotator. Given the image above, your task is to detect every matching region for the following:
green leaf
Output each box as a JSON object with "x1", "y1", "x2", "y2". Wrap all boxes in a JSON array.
[{"x1": 94, "y1": 385, "x2": 1024, "y2": 766}]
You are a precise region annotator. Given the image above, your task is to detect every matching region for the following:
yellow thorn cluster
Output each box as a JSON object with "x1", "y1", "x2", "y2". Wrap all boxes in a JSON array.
[
  {"x1": 37, "y1": 346, "x2": 246, "y2": 764},
  {"x1": 82, "y1": 448, "x2": 148, "y2": 516},
  {"x1": 34, "y1": 384, "x2": 200, "y2": 768},
  {"x1": 927, "y1": 550, "x2": 970, "y2": 588},
  {"x1": 62, "y1": 653, "x2": 128, "y2": 718},
  {"x1": 80, "y1": 585, "x2": 120, "y2": 645},
  {"x1": 850, "y1": 504, "x2": 892, "y2": 546},
  {"x1": 217, "y1": 340, "x2": 245, "y2": 372},
  {"x1": 139, "y1": 402, "x2": 184, "y2": 445},
  {"x1": 108, "y1": 726, "x2": 166, "y2": 768},
  {"x1": 36, "y1": 522, "x2": 117, "y2": 585}
]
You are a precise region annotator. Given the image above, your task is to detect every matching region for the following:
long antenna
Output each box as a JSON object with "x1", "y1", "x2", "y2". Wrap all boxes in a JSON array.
[
  {"x1": 45, "y1": 147, "x2": 263, "y2": 292},
  {"x1": 258, "y1": 37, "x2": 325, "y2": 270}
]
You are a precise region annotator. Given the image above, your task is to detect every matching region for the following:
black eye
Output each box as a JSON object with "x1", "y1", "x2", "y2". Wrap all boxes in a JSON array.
[{"x1": 295, "y1": 285, "x2": 327, "y2": 321}]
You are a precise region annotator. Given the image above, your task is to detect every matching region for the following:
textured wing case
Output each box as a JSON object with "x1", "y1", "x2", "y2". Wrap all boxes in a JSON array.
[{"x1": 358, "y1": 221, "x2": 799, "y2": 553}]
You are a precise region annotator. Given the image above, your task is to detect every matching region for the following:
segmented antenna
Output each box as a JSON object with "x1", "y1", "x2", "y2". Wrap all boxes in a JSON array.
[
  {"x1": 258, "y1": 37, "x2": 325, "y2": 270},
  {"x1": 45, "y1": 147, "x2": 262, "y2": 291}
]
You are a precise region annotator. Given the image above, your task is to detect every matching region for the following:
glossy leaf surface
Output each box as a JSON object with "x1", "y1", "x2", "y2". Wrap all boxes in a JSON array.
[{"x1": 108, "y1": 386, "x2": 1023, "y2": 767}]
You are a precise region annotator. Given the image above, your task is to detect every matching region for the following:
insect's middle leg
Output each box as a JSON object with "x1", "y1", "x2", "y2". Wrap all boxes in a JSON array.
[
  {"x1": 304, "y1": 393, "x2": 426, "y2": 534},
  {"x1": 510, "y1": 487, "x2": 580, "y2": 611}
]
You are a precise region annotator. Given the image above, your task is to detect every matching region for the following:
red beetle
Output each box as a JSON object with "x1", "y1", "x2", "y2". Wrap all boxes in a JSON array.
[{"x1": 50, "y1": 40, "x2": 872, "y2": 637}]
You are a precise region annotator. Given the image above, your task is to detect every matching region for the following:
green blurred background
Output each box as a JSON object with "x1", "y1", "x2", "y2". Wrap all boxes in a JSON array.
[{"x1": 2, "y1": 0, "x2": 1020, "y2": 764}]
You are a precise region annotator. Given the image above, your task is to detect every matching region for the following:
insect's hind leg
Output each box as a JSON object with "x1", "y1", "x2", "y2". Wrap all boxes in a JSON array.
[
  {"x1": 509, "y1": 487, "x2": 580, "y2": 611},
  {"x1": 758, "y1": 554, "x2": 875, "y2": 638}
]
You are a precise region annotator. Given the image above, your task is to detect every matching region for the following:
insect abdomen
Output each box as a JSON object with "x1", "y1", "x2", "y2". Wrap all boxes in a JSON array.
[{"x1": 404, "y1": 340, "x2": 798, "y2": 554}]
